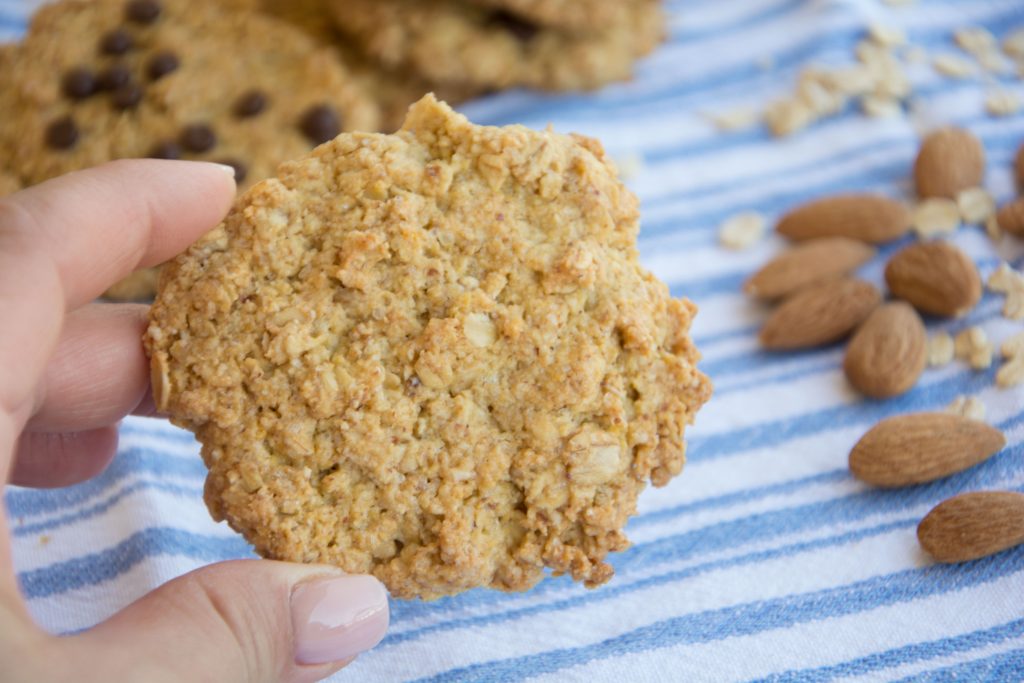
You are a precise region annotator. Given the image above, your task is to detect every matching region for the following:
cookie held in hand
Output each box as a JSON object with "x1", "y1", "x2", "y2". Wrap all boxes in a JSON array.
[{"x1": 146, "y1": 96, "x2": 711, "y2": 599}]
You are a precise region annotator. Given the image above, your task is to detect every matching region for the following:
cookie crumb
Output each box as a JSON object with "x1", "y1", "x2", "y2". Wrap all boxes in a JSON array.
[
  {"x1": 706, "y1": 107, "x2": 760, "y2": 132},
  {"x1": 987, "y1": 263, "x2": 1024, "y2": 320},
  {"x1": 933, "y1": 53, "x2": 974, "y2": 78},
  {"x1": 985, "y1": 90, "x2": 1019, "y2": 117},
  {"x1": 928, "y1": 332, "x2": 955, "y2": 367},
  {"x1": 868, "y1": 23, "x2": 906, "y2": 48},
  {"x1": 956, "y1": 187, "x2": 996, "y2": 224},
  {"x1": 718, "y1": 211, "x2": 766, "y2": 250},
  {"x1": 945, "y1": 395, "x2": 986, "y2": 421},
  {"x1": 954, "y1": 326, "x2": 993, "y2": 369},
  {"x1": 997, "y1": 356, "x2": 1024, "y2": 387},
  {"x1": 912, "y1": 198, "x2": 961, "y2": 237}
]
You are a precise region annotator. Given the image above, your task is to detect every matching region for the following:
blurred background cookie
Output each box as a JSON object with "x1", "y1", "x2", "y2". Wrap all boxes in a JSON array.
[
  {"x1": 328, "y1": 0, "x2": 666, "y2": 91},
  {"x1": 0, "y1": 0, "x2": 379, "y2": 299},
  {"x1": 220, "y1": 0, "x2": 485, "y2": 131}
]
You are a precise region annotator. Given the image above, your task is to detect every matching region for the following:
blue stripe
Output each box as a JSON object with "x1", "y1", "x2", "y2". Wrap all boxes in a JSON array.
[
  {"x1": 639, "y1": 160, "x2": 1016, "y2": 249},
  {"x1": 384, "y1": 442, "x2": 1024, "y2": 634},
  {"x1": 638, "y1": 139, "x2": 1018, "y2": 240},
  {"x1": 414, "y1": 548, "x2": 1024, "y2": 682},
  {"x1": 17, "y1": 527, "x2": 254, "y2": 600},
  {"x1": 11, "y1": 480, "x2": 204, "y2": 537},
  {"x1": 4, "y1": 446, "x2": 205, "y2": 517},
  {"x1": 119, "y1": 422, "x2": 198, "y2": 445},
  {"x1": 894, "y1": 648, "x2": 1024, "y2": 682},
  {"x1": 760, "y1": 618, "x2": 1024, "y2": 682},
  {"x1": 388, "y1": 517, "x2": 916, "y2": 650},
  {"x1": 688, "y1": 364, "x2": 999, "y2": 462}
]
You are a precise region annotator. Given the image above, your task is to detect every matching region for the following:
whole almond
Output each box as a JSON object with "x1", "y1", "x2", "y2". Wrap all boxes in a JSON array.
[
  {"x1": 849, "y1": 412, "x2": 1005, "y2": 487},
  {"x1": 776, "y1": 194, "x2": 911, "y2": 244},
  {"x1": 744, "y1": 238, "x2": 876, "y2": 300},
  {"x1": 760, "y1": 277, "x2": 881, "y2": 350},
  {"x1": 996, "y1": 197, "x2": 1024, "y2": 238},
  {"x1": 884, "y1": 241, "x2": 982, "y2": 317},
  {"x1": 918, "y1": 491, "x2": 1024, "y2": 563},
  {"x1": 914, "y1": 127, "x2": 986, "y2": 199},
  {"x1": 843, "y1": 302, "x2": 927, "y2": 398}
]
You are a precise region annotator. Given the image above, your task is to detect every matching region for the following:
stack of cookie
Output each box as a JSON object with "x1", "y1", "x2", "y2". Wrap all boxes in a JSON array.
[
  {"x1": 231, "y1": 0, "x2": 667, "y2": 129},
  {"x1": 0, "y1": 0, "x2": 666, "y2": 299}
]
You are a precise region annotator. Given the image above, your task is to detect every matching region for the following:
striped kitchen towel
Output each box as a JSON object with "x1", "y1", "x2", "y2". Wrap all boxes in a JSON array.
[{"x1": 5, "y1": 0, "x2": 1024, "y2": 680}]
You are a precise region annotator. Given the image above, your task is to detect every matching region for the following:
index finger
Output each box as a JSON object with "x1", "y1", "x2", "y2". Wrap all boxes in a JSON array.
[
  {"x1": 0, "y1": 159, "x2": 236, "y2": 309},
  {"x1": 0, "y1": 160, "x2": 235, "y2": 446}
]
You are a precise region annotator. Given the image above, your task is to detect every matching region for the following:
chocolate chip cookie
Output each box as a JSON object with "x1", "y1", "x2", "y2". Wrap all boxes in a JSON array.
[
  {"x1": 146, "y1": 96, "x2": 711, "y2": 600},
  {"x1": 328, "y1": 0, "x2": 666, "y2": 91},
  {"x1": 220, "y1": 0, "x2": 483, "y2": 131},
  {"x1": 2, "y1": 0, "x2": 379, "y2": 299}
]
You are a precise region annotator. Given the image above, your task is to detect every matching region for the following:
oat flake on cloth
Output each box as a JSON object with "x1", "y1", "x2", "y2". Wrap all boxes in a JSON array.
[{"x1": 4, "y1": 0, "x2": 1024, "y2": 680}]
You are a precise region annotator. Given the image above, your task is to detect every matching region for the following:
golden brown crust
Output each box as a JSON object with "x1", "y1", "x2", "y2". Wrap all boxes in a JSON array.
[
  {"x1": 147, "y1": 96, "x2": 710, "y2": 599},
  {"x1": 328, "y1": 0, "x2": 666, "y2": 91}
]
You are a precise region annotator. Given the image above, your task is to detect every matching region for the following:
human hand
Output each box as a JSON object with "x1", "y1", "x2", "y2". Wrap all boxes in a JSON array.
[{"x1": 0, "y1": 160, "x2": 389, "y2": 683}]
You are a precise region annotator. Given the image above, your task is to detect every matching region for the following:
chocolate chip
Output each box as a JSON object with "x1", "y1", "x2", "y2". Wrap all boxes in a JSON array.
[
  {"x1": 146, "y1": 51, "x2": 179, "y2": 80},
  {"x1": 112, "y1": 83, "x2": 143, "y2": 109},
  {"x1": 299, "y1": 104, "x2": 340, "y2": 145},
  {"x1": 216, "y1": 158, "x2": 247, "y2": 183},
  {"x1": 487, "y1": 10, "x2": 538, "y2": 41},
  {"x1": 62, "y1": 67, "x2": 98, "y2": 100},
  {"x1": 45, "y1": 116, "x2": 79, "y2": 150},
  {"x1": 126, "y1": 0, "x2": 162, "y2": 24},
  {"x1": 100, "y1": 29, "x2": 134, "y2": 55},
  {"x1": 148, "y1": 140, "x2": 181, "y2": 159},
  {"x1": 98, "y1": 64, "x2": 132, "y2": 91},
  {"x1": 233, "y1": 90, "x2": 267, "y2": 118},
  {"x1": 180, "y1": 123, "x2": 216, "y2": 152}
]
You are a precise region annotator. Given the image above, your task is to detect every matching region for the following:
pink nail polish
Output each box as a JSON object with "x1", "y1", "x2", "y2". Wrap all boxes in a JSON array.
[{"x1": 291, "y1": 575, "x2": 390, "y2": 665}]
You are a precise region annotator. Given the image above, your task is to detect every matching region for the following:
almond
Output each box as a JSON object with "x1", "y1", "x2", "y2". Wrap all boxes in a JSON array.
[
  {"x1": 917, "y1": 491, "x2": 1024, "y2": 563},
  {"x1": 884, "y1": 241, "x2": 982, "y2": 317},
  {"x1": 744, "y1": 237, "x2": 876, "y2": 300},
  {"x1": 849, "y1": 412, "x2": 1005, "y2": 487},
  {"x1": 1016, "y1": 143, "x2": 1024, "y2": 191},
  {"x1": 914, "y1": 127, "x2": 986, "y2": 199},
  {"x1": 996, "y1": 197, "x2": 1024, "y2": 238},
  {"x1": 776, "y1": 194, "x2": 911, "y2": 243},
  {"x1": 843, "y1": 302, "x2": 927, "y2": 398},
  {"x1": 760, "y1": 277, "x2": 881, "y2": 350}
]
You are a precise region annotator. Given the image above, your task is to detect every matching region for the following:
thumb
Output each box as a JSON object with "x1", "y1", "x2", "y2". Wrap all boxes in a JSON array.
[{"x1": 65, "y1": 560, "x2": 390, "y2": 683}]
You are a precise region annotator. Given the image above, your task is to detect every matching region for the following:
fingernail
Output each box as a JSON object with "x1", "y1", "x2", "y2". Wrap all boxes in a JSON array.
[
  {"x1": 208, "y1": 162, "x2": 238, "y2": 178},
  {"x1": 291, "y1": 575, "x2": 390, "y2": 665}
]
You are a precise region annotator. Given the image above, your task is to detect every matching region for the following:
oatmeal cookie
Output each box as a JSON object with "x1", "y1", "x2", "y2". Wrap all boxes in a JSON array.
[
  {"x1": 328, "y1": 0, "x2": 666, "y2": 91},
  {"x1": 466, "y1": 0, "x2": 652, "y2": 32},
  {"x1": 146, "y1": 96, "x2": 710, "y2": 599},
  {"x1": 2, "y1": 0, "x2": 379, "y2": 299}
]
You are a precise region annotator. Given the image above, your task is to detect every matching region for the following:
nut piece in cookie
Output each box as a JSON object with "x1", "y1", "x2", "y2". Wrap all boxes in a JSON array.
[{"x1": 147, "y1": 96, "x2": 711, "y2": 600}]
